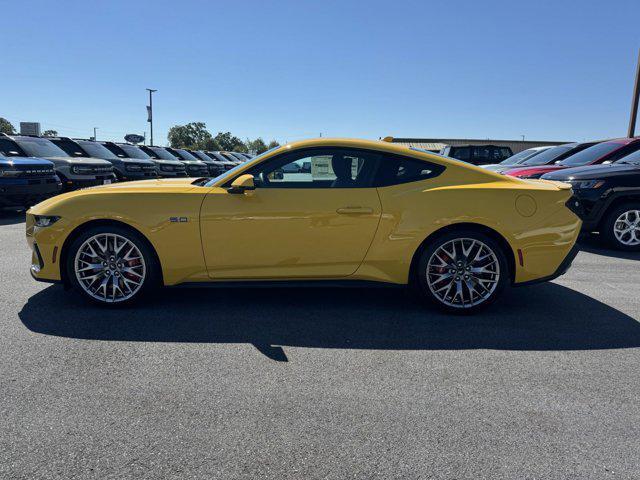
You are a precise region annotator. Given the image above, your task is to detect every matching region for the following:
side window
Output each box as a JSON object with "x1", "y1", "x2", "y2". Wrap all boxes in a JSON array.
[
  {"x1": 374, "y1": 155, "x2": 445, "y2": 187},
  {"x1": 473, "y1": 146, "x2": 491, "y2": 162},
  {"x1": 0, "y1": 139, "x2": 25, "y2": 156},
  {"x1": 52, "y1": 139, "x2": 84, "y2": 157},
  {"x1": 608, "y1": 143, "x2": 640, "y2": 161},
  {"x1": 499, "y1": 147, "x2": 512, "y2": 159},
  {"x1": 246, "y1": 148, "x2": 380, "y2": 188},
  {"x1": 453, "y1": 147, "x2": 470, "y2": 161}
]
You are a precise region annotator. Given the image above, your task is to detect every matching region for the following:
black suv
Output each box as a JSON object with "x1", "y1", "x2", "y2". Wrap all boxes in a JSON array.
[
  {"x1": 440, "y1": 144, "x2": 513, "y2": 165},
  {"x1": 542, "y1": 151, "x2": 640, "y2": 251},
  {"x1": 140, "y1": 146, "x2": 209, "y2": 177},
  {"x1": 0, "y1": 134, "x2": 115, "y2": 191},
  {"x1": 48, "y1": 137, "x2": 158, "y2": 181},
  {"x1": 100, "y1": 142, "x2": 187, "y2": 178},
  {"x1": 186, "y1": 150, "x2": 227, "y2": 176}
]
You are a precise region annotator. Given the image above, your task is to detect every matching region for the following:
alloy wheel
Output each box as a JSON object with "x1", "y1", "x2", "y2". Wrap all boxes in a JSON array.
[
  {"x1": 426, "y1": 238, "x2": 500, "y2": 308},
  {"x1": 74, "y1": 233, "x2": 146, "y2": 303},
  {"x1": 613, "y1": 209, "x2": 640, "y2": 246}
]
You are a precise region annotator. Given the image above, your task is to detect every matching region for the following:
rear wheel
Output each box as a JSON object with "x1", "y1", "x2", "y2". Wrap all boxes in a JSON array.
[
  {"x1": 602, "y1": 203, "x2": 640, "y2": 251},
  {"x1": 66, "y1": 225, "x2": 159, "y2": 306},
  {"x1": 416, "y1": 230, "x2": 509, "y2": 314}
]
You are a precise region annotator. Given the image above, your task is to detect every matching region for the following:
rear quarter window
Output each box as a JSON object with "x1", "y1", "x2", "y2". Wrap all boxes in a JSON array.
[{"x1": 374, "y1": 155, "x2": 445, "y2": 187}]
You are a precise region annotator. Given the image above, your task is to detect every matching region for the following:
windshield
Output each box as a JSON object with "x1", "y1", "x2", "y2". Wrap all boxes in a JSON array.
[
  {"x1": 173, "y1": 149, "x2": 199, "y2": 161},
  {"x1": 204, "y1": 146, "x2": 283, "y2": 187},
  {"x1": 192, "y1": 151, "x2": 211, "y2": 161},
  {"x1": 208, "y1": 151, "x2": 231, "y2": 162},
  {"x1": 559, "y1": 141, "x2": 621, "y2": 166},
  {"x1": 149, "y1": 147, "x2": 179, "y2": 160},
  {"x1": 78, "y1": 141, "x2": 119, "y2": 160},
  {"x1": 521, "y1": 145, "x2": 574, "y2": 166},
  {"x1": 119, "y1": 144, "x2": 152, "y2": 159},
  {"x1": 13, "y1": 137, "x2": 68, "y2": 158},
  {"x1": 499, "y1": 148, "x2": 544, "y2": 165},
  {"x1": 615, "y1": 149, "x2": 640, "y2": 165}
]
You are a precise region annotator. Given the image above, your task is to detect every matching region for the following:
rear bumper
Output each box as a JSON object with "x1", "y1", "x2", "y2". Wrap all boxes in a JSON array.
[{"x1": 514, "y1": 243, "x2": 580, "y2": 287}]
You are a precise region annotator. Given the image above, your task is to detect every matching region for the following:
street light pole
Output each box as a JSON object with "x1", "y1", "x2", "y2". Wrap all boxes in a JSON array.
[
  {"x1": 93, "y1": 127, "x2": 98, "y2": 141},
  {"x1": 628, "y1": 49, "x2": 640, "y2": 138},
  {"x1": 146, "y1": 88, "x2": 157, "y2": 146}
]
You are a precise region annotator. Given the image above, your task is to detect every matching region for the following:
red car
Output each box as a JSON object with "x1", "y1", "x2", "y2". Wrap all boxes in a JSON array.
[{"x1": 503, "y1": 138, "x2": 640, "y2": 178}]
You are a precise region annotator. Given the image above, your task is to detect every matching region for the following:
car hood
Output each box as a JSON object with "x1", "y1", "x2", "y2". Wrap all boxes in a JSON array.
[
  {"x1": 180, "y1": 160, "x2": 207, "y2": 166},
  {"x1": 42, "y1": 156, "x2": 113, "y2": 166},
  {"x1": 0, "y1": 156, "x2": 54, "y2": 167},
  {"x1": 542, "y1": 163, "x2": 640, "y2": 181},
  {"x1": 29, "y1": 178, "x2": 205, "y2": 213}
]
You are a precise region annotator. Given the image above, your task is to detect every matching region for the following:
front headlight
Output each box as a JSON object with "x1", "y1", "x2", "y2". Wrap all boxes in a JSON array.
[
  {"x1": 125, "y1": 164, "x2": 142, "y2": 172},
  {"x1": 34, "y1": 215, "x2": 60, "y2": 227},
  {"x1": 569, "y1": 179, "x2": 605, "y2": 189}
]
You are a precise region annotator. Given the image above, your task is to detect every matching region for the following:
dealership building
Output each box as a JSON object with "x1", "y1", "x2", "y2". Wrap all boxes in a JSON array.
[{"x1": 390, "y1": 137, "x2": 571, "y2": 154}]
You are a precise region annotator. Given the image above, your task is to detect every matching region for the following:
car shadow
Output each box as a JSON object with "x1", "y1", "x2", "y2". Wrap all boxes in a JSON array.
[
  {"x1": 19, "y1": 283, "x2": 640, "y2": 361},
  {"x1": 0, "y1": 210, "x2": 25, "y2": 226},
  {"x1": 577, "y1": 233, "x2": 640, "y2": 261}
]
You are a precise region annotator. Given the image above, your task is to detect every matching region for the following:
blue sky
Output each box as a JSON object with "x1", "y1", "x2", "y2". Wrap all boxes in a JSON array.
[{"x1": 2, "y1": 0, "x2": 640, "y2": 145}]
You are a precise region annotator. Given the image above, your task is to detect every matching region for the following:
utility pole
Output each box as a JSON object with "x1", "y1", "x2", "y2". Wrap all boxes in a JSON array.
[
  {"x1": 93, "y1": 127, "x2": 98, "y2": 141},
  {"x1": 628, "y1": 48, "x2": 640, "y2": 138},
  {"x1": 146, "y1": 88, "x2": 157, "y2": 146}
]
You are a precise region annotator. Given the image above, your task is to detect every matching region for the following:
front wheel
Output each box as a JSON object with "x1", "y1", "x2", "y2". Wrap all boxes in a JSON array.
[
  {"x1": 601, "y1": 203, "x2": 640, "y2": 251},
  {"x1": 416, "y1": 230, "x2": 509, "y2": 314},
  {"x1": 66, "y1": 225, "x2": 159, "y2": 306}
]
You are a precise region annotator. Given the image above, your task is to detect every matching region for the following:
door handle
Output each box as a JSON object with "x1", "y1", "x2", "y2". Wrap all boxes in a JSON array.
[{"x1": 336, "y1": 206, "x2": 374, "y2": 215}]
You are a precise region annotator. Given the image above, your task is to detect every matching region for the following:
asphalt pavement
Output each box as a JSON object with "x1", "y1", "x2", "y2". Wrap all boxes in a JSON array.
[{"x1": 0, "y1": 211, "x2": 638, "y2": 479}]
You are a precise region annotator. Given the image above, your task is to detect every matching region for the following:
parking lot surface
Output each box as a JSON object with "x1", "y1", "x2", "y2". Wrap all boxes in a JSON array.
[{"x1": 1, "y1": 211, "x2": 639, "y2": 479}]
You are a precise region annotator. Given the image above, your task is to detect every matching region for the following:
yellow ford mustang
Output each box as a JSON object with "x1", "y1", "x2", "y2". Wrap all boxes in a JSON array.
[{"x1": 26, "y1": 138, "x2": 581, "y2": 312}]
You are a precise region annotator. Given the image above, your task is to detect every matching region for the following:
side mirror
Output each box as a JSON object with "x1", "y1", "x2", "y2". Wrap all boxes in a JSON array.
[{"x1": 228, "y1": 174, "x2": 255, "y2": 194}]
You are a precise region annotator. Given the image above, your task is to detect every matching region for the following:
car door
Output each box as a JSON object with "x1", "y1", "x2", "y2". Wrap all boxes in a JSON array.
[{"x1": 199, "y1": 148, "x2": 382, "y2": 279}]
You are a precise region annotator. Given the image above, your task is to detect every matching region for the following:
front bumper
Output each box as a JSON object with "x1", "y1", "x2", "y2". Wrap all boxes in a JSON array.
[
  {"x1": 116, "y1": 169, "x2": 159, "y2": 181},
  {"x1": 26, "y1": 213, "x2": 64, "y2": 283},
  {"x1": 61, "y1": 174, "x2": 117, "y2": 191},
  {"x1": 565, "y1": 190, "x2": 608, "y2": 232},
  {"x1": 185, "y1": 166, "x2": 209, "y2": 177},
  {"x1": 0, "y1": 177, "x2": 62, "y2": 207},
  {"x1": 158, "y1": 169, "x2": 188, "y2": 178}
]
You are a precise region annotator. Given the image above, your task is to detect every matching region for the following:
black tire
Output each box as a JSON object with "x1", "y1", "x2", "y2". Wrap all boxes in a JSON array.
[
  {"x1": 415, "y1": 230, "x2": 510, "y2": 314},
  {"x1": 601, "y1": 202, "x2": 640, "y2": 251},
  {"x1": 66, "y1": 225, "x2": 160, "y2": 306}
]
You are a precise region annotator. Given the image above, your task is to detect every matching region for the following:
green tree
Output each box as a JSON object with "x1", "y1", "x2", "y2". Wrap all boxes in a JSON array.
[
  {"x1": 214, "y1": 131, "x2": 246, "y2": 152},
  {"x1": 167, "y1": 122, "x2": 214, "y2": 149},
  {"x1": 42, "y1": 130, "x2": 58, "y2": 137},
  {"x1": 245, "y1": 137, "x2": 268, "y2": 154},
  {"x1": 267, "y1": 140, "x2": 281, "y2": 149},
  {"x1": 0, "y1": 118, "x2": 16, "y2": 135}
]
